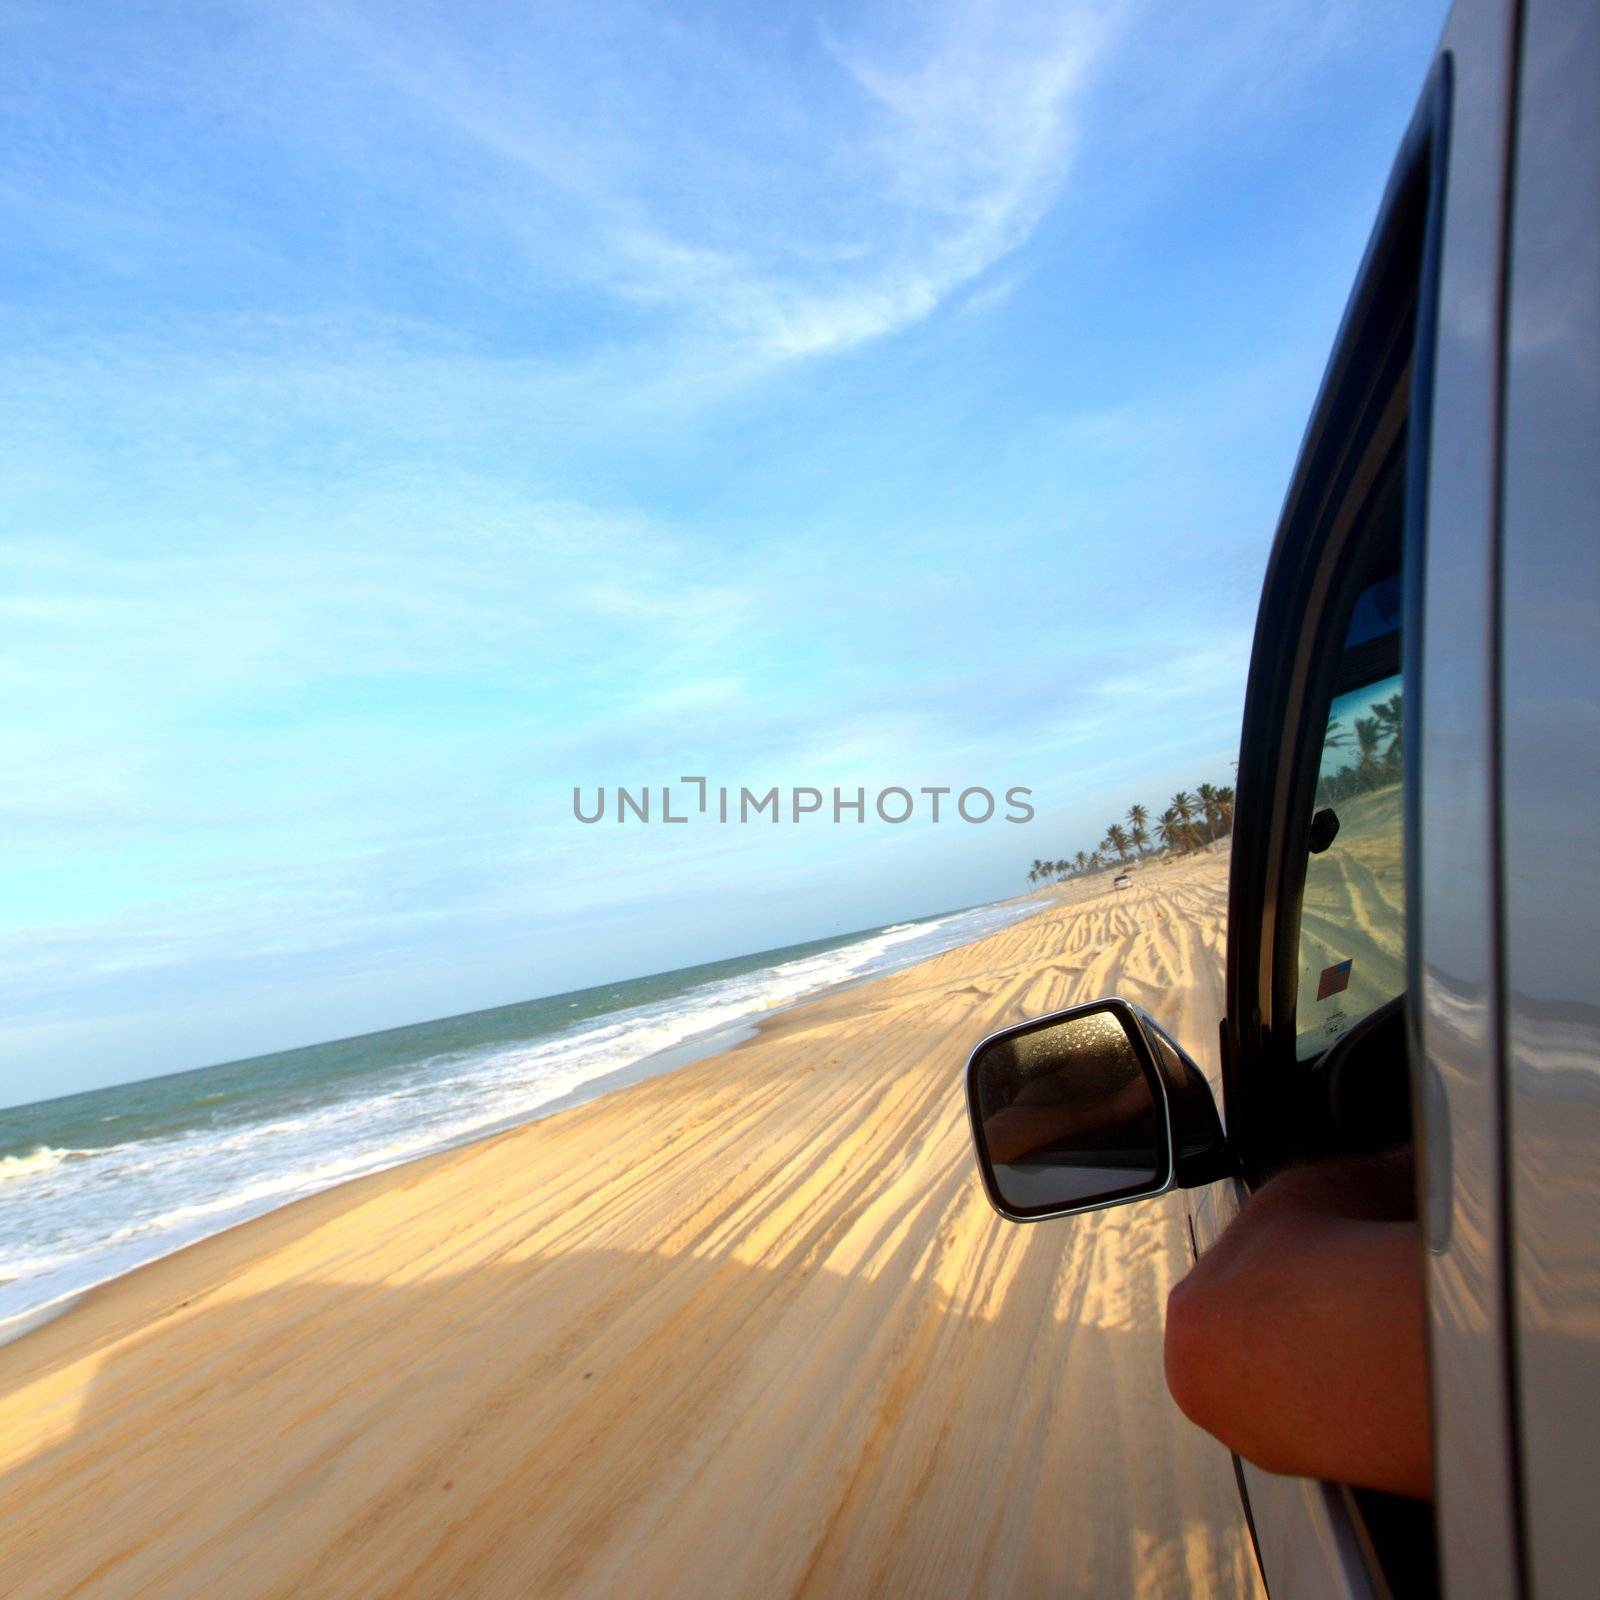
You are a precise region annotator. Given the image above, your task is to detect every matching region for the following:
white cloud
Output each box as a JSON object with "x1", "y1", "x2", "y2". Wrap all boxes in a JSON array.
[
  {"x1": 635, "y1": 2, "x2": 1115, "y2": 358},
  {"x1": 288, "y1": 0, "x2": 1118, "y2": 366}
]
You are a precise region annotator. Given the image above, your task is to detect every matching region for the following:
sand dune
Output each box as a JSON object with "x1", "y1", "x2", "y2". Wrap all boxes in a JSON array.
[{"x1": 0, "y1": 852, "x2": 1263, "y2": 1599}]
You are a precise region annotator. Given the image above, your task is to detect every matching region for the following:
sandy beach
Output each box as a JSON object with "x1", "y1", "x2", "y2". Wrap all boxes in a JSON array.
[{"x1": 0, "y1": 852, "x2": 1263, "y2": 1599}]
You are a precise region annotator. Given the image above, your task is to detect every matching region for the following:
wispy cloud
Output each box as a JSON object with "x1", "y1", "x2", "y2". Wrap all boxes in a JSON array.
[
  {"x1": 630, "y1": 5, "x2": 1115, "y2": 358},
  {"x1": 272, "y1": 0, "x2": 1117, "y2": 366}
]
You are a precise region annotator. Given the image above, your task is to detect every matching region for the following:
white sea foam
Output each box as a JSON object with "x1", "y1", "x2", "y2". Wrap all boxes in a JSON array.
[
  {"x1": 0, "y1": 1146, "x2": 77, "y2": 1183},
  {"x1": 0, "y1": 900, "x2": 1043, "y2": 1332}
]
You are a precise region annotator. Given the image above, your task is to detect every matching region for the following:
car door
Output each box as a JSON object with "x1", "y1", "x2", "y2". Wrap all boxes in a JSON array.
[
  {"x1": 1496, "y1": 4, "x2": 1600, "y2": 1598},
  {"x1": 1204, "y1": 3, "x2": 1522, "y2": 1595}
]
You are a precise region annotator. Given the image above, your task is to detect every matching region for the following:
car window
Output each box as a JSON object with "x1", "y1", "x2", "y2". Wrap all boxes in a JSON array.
[{"x1": 1295, "y1": 628, "x2": 1406, "y2": 1058}]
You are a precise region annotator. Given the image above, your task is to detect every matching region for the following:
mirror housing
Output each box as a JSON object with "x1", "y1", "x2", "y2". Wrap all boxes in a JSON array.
[{"x1": 964, "y1": 997, "x2": 1231, "y2": 1222}]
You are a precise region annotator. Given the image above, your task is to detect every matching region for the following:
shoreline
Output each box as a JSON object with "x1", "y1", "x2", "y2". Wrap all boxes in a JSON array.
[{"x1": 0, "y1": 890, "x2": 1064, "y2": 1353}]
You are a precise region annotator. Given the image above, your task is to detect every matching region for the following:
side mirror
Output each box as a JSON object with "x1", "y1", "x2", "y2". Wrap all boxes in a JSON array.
[{"x1": 964, "y1": 997, "x2": 1231, "y2": 1222}]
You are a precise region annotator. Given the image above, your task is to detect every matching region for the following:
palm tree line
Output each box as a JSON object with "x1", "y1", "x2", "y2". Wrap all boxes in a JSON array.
[
  {"x1": 1024, "y1": 691, "x2": 1403, "y2": 888},
  {"x1": 1025, "y1": 778, "x2": 1237, "y2": 889}
]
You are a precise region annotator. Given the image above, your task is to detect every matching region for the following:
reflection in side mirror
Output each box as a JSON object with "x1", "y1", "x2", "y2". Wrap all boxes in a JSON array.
[{"x1": 964, "y1": 998, "x2": 1229, "y2": 1222}]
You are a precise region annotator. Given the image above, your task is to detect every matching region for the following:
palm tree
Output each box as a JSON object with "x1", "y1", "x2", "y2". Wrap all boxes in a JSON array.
[
  {"x1": 1104, "y1": 823, "x2": 1131, "y2": 863},
  {"x1": 1215, "y1": 784, "x2": 1236, "y2": 837},
  {"x1": 1073, "y1": 850, "x2": 1089, "y2": 875},
  {"x1": 1196, "y1": 782, "x2": 1222, "y2": 845},
  {"x1": 1324, "y1": 721, "x2": 1350, "y2": 753},
  {"x1": 1169, "y1": 791, "x2": 1197, "y2": 849},
  {"x1": 1127, "y1": 803, "x2": 1149, "y2": 856},
  {"x1": 1353, "y1": 716, "x2": 1384, "y2": 788},
  {"x1": 1156, "y1": 807, "x2": 1188, "y2": 854},
  {"x1": 1372, "y1": 692, "x2": 1403, "y2": 766}
]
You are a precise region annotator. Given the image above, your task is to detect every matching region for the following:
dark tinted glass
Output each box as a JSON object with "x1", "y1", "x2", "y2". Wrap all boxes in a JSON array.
[{"x1": 1297, "y1": 544, "x2": 1406, "y2": 1060}]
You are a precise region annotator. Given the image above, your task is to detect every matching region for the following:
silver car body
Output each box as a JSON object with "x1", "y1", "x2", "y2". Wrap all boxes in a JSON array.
[{"x1": 1198, "y1": 0, "x2": 1596, "y2": 1594}]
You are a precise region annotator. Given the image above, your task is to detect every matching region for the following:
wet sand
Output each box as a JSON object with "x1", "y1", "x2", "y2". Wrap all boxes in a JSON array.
[{"x1": 0, "y1": 851, "x2": 1262, "y2": 1598}]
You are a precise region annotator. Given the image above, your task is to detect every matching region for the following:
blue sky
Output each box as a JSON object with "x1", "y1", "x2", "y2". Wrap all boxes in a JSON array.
[{"x1": 0, "y1": 0, "x2": 1446, "y2": 1105}]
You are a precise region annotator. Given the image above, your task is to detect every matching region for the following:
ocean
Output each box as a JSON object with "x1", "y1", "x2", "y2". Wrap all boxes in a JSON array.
[{"x1": 0, "y1": 898, "x2": 1043, "y2": 1333}]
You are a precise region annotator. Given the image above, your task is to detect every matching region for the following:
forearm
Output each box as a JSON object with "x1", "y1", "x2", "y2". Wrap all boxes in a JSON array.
[
  {"x1": 1164, "y1": 1153, "x2": 1431, "y2": 1500},
  {"x1": 1243, "y1": 1145, "x2": 1416, "y2": 1224}
]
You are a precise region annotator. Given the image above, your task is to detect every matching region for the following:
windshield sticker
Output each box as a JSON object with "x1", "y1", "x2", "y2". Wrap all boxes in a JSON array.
[{"x1": 1316, "y1": 959, "x2": 1353, "y2": 1001}]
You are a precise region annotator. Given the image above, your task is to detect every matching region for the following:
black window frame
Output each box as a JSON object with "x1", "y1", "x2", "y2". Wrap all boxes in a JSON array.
[
  {"x1": 1219, "y1": 55, "x2": 1454, "y2": 1599},
  {"x1": 1221, "y1": 57, "x2": 1453, "y2": 1182}
]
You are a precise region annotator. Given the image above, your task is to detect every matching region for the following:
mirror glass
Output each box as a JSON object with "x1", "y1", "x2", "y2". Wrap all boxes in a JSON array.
[{"x1": 971, "y1": 1006, "x2": 1164, "y2": 1215}]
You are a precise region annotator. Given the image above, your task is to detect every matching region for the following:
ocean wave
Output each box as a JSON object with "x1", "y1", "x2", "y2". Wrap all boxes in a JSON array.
[
  {"x1": 0, "y1": 1247, "x2": 74, "y2": 1279},
  {"x1": 0, "y1": 1145, "x2": 81, "y2": 1184}
]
